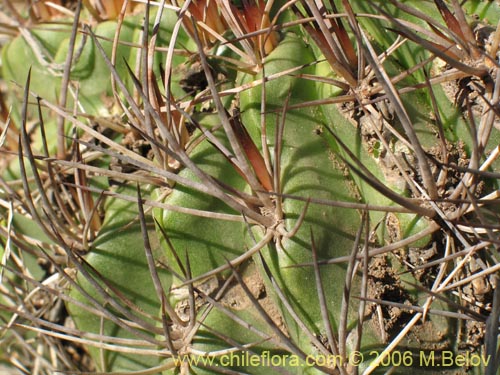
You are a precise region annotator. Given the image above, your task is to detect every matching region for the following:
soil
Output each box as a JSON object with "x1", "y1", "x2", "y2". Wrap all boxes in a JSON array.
[
  {"x1": 218, "y1": 262, "x2": 287, "y2": 334},
  {"x1": 172, "y1": 260, "x2": 288, "y2": 354},
  {"x1": 367, "y1": 256, "x2": 415, "y2": 342}
]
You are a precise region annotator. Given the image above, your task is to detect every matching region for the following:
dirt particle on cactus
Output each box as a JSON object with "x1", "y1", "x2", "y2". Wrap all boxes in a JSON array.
[
  {"x1": 221, "y1": 263, "x2": 284, "y2": 322},
  {"x1": 110, "y1": 129, "x2": 155, "y2": 174},
  {"x1": 221, "y1": 278, "x2": 264, "y2": 310},
  {"x1": 175, "y1": 277, "x2": 219, "y2": 322},
  {"x1": 407, "y1": 241, "x2": 438, "y2": 265},
  {"x1": 122, "y1": 130, "x2": 154, "y2": 160},
  {"x1": 407, "y1": 243, "x2": 439, "y2": 281},
  {"x1": 367, "y1": 256, "x2": 414, "y2": 341},
  {"x1": 313, "y1": 125, "x2": 323, "y2": 135},
  {"x1": 179, "y1": 61, "x2": 216, "y2": 95},
  {"x1": 368, "y1": 255, "x2": 454, "y2": 352},
  {"x1": 462, "y1": 257, "x2": 494, "y2": 309},
  {"x1": 423, "y1": 140, "x2": 477, "y2": 200},
  {"x1": 442, "y1": 72, "x2": 500, "y2": 131},
  {"x1": 63, "y1": 316, "x2": 96, "y2": 372},
  {"x1": 173, "y1": 264, "x2": 287, "y2": 336},
  {"x1": 464, "y1": 320, "x2": 485, "y2": 349},
  {"x1": 385, "y1": 213, "x2": 401, "y2": 245},
  {"x1": 219, "y1": 264, "x2": 287, "y2": 334},
  {"x1": 327, "y1": 149, "x2": 362, "y2": 201}
]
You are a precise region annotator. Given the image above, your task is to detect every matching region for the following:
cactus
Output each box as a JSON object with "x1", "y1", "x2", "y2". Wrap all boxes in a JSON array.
[{"x1": 1, "y1": 1, "x2": 500, "y2": 374}]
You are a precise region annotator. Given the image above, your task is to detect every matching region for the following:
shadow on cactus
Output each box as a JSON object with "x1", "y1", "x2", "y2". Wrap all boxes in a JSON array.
[{"x1": 0, "y1": 1, "x2": 500, "y2": 374}]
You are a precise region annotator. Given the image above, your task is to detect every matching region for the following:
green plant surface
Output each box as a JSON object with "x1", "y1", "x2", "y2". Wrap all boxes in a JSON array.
[
  {"x1": 68, "y1": 185, "x2": 171, "y2": 372},
  {"x1": 239, "y1": 32, "x2": 362, "y2": 326},
  {"x1": 153, "y1": 129, "x2": 249, "y2": 280},
  {"x1": 1, "y1": 9, "x2": 189, "y2": 133},
  {"x1": 1, "y1": 1, "x2": 499, "y2": 374}
]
